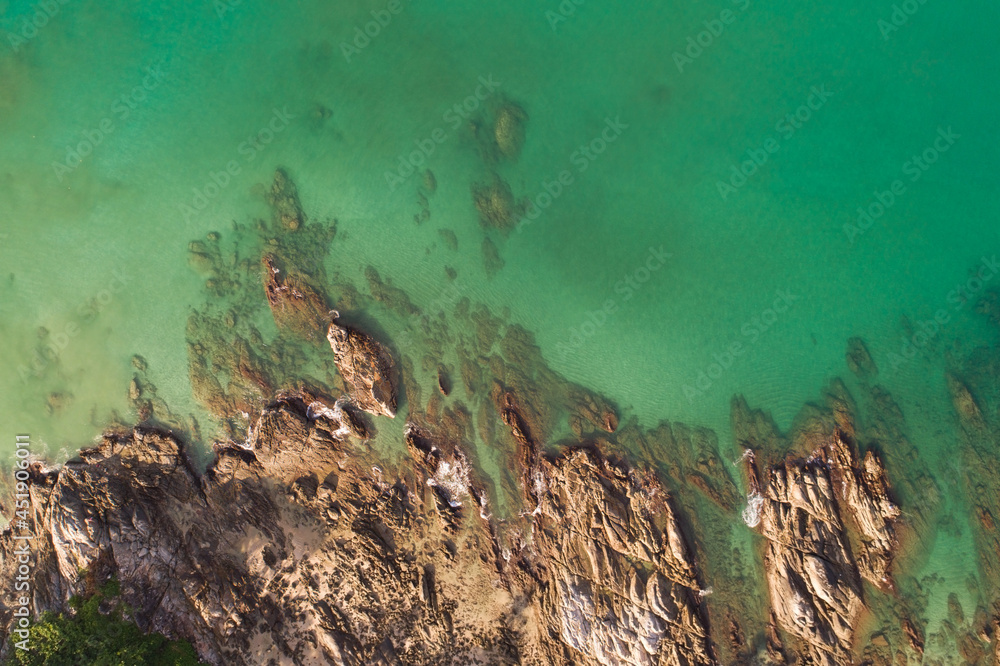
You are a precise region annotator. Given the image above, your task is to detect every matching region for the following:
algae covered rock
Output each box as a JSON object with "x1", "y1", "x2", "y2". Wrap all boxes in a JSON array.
[
  {"x1": 266, "y1": 168, "x2": 305, "y2": 231},
  {"x1": 262, "y1": 254, "x2": 330, "y2": 339},
  {"x1": 493, "y1": 101, "x2": 528, "y2": 160},
  {"x1": 472, "y1": 175, "x2": 526, "y2": 234}
]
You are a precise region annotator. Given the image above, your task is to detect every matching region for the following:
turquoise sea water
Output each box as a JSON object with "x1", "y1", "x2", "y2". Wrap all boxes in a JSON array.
[{"x1": 2, "y1": 0, "x2": 999, "y2": 659}]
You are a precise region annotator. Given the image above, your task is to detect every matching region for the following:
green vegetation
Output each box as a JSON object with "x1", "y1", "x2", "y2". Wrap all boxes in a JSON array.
[{"x1": 3, "y1": 580, "x2": 204, "y2": 666}]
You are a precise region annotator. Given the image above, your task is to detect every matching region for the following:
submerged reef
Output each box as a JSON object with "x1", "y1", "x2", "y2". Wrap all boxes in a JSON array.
[
  {"x1": 470, "y1": 97, "x2": 529, "y2": 165},
  {"x1": 472, "y1": 175, "x2": 527, "y2": 235},
  {"x1": 492, "y1": 101, "x2": 529, "y2": 161}
]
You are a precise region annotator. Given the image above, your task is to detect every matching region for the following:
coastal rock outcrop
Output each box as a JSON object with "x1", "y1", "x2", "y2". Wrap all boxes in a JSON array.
[
  {"x1": 1, "y1": 395, "x2": 719, "y2": 666},
  {"x1": 527, "y1": 449, "x2": 714, "y2": 666},
  {"x1": 744, "y1": 433, "x2": 899, "y2": 665},
  {"x1": 326, "y1": 318, "x2": 398, "y2": 418},
  {"x1": 3, "y1": 399, "x2": 514, "y2": 665}
]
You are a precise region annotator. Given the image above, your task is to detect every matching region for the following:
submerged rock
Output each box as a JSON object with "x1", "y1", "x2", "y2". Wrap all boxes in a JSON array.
[
  {"x1": 422, "y1": 168, "x2": 437, "y2": 193},
  {"x1": 472, "y1": 175, "x2": 526, "y2": 234},
  {"x1": 845, "y1": 336, "x2": 878, "y2": 379},
  {"x1": 327, "y1": 318, "x2": 398, "y2": 418},
  {"x1": 262, "y1": 255, "x2": 330, "y2": 339},
  {"x1": 364, "y1": 265, "x2": 419, "y2": 316},
  {"x1": 267, "y1": 168, "x2": 305, "y2": 231},
  {"x1": 493, "y1": 101, "x2": 528, "y2": 160},
  {"x1": 482, "y1": 237, "x2": 504, "y2": 278},
  {"x1": 437, "y1": 228, "x2": 458, "y2": 251}
]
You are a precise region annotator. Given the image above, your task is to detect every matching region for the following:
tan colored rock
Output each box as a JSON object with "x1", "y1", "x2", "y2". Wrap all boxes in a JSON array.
[
  {"x1": 747, "y1": 433, "x2": 899, "y2": 666},
  {"x1": 526, "y1": 449, "x2": 714, "y2": 666},
  {"x1": 327, "y1": 318, "x2": 397, "y2": 418},
  {"x1": 826, "y1": 433, "x2": 899, "y2": 589},
  {"x1": 1, "y1": 400, "x2": 516, "y2": 665},
  {"x1": 1, "y1": 397, "x2": 721, "y2": 665}
]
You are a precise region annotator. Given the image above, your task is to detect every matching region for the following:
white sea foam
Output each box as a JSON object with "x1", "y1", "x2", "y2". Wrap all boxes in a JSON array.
[{"x1": 742, "y1": 491, "x2": 764, "y2": 528}]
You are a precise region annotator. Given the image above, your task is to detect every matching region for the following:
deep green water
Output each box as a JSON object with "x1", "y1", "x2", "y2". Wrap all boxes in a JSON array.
[{"x1": 2, "y1": 0, "x2": 999, "y2": 660}]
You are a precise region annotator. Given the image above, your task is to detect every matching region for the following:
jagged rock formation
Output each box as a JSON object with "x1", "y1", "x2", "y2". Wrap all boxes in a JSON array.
[
  {"x1": 744, "y1": 433, "x2": 899, "y2": 665},
  {"x1": 527, "y1": 449, "x2": 714, "y2": 666},
  {"x1": 489, "y1": 384, "x2": 712, "y2": 665},
  {"x1": 327, "y1": 318, "x2": 398, "y2": 418},
  {"x1": 6, "y1": 162, "x2": 930, "y2": 665},
  {"x1": 826, "y1": 433, "x2": 899, "y2": 590},
  {"x1": 3, "y1": 399, "x2": 513, "y2": 665},
  {"x1": 0, "y1": 395, "x2": 716, "y2": 665}
]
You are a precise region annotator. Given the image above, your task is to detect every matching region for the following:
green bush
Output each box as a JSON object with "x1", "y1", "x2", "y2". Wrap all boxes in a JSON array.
[{"x1": 4, "y1": 580, "x2": 205, "y2": 666}]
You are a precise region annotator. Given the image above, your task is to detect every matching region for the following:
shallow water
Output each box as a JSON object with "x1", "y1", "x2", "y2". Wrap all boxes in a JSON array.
[{"x1": 2, "y1": 0, "x2": 998, "y2": 659}]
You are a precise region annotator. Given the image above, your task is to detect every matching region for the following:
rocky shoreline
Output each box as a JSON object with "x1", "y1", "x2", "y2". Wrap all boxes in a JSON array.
[
  {"x1": 2, "y1": 169, "x2": 997, "y2": 664},
  {"x1": 0, "y1": 337, "x2": 931, "y2": 665},
  {"x1": 0, "y1": 392, "x2": 716, "y2": 665}
]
